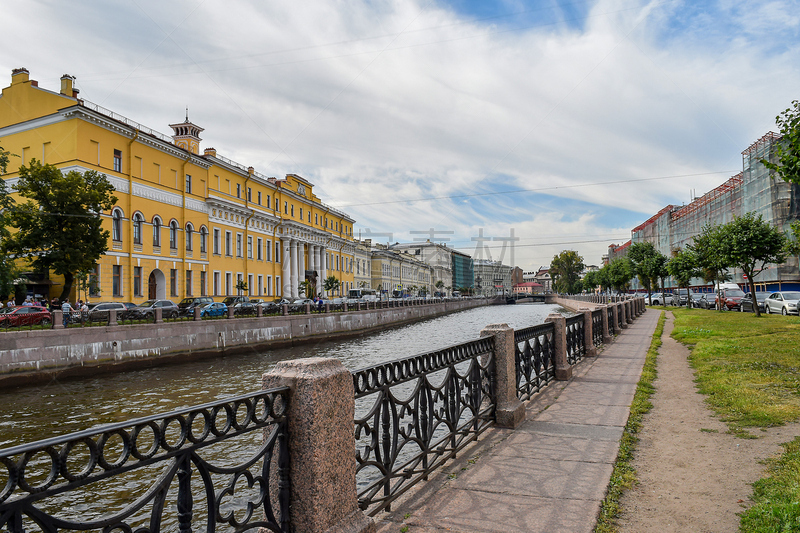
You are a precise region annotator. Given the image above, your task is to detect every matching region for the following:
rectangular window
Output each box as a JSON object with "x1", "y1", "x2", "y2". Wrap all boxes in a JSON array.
[
  {"x1": 300, "y1": 208, "x2": 303, "y2": 220},
  {"x1": 247, "y1": 187, "x2": 252, "y2": 202},
  {"x1": 315, "y1": 213, "x2": 318, "y2": 225},
  {"x1": 248, "y1": 274, "x2": 254, "y2": 296},
  {"x1": 213, "y1": 229, "x2": 221, "y2": 255},
  {"x1": 225, "y1": 231, "x2": 232, "y2": 256},
  {"x1": 236, "y1": 233, "x2": 243, "y2": 257},
  {"x1": 266, "y1": 275, "x2": 272, "y2": 296},
  {"x1": 290, "y1": 205, "x2": 294, "y2": 217},
  {"x1": 133, "y1": 266, "x2": 142, "y2": 296},
  {"x1": 257, "y1": 191, "x2": 262, "y2": 205},
  {"x1": 265, "y1": 240, "x2": 271, "y2": 262},
  {"x1": 236, "y1": 184, "x2": 241, "y2": 198},
  {"x1": 247, "y1": 236, "x2": 253, "y2": 259},
  {"x1": 170, "y1": 269, "x2": 178, "y2": 297},
  {"x1": 89, "y1": 264, "x2": 100, "y2": 296},
  {"x1": 200, "y1": 229, "x2": 207, "y2": 253},
  {"x1": 113, "y1": 265, "x2": 122, "y2": 296},
  {"x1": 185, "y1": 174, "x2": 192, "y2": 194},
  {"x1": 284, "y1": 201, "x2": 288, "y2": 214},
  {"x1": 213, "y1": 271, "x2": 221, "y2": 296},
  {"x1": 276, "y1": 275, "x2": 281, "y2": 297},
  {"x1": 226, "y1": 272, "x2": 232, "y2": 295},
  {"x1": 258, "y1": 275, "x2": 263, "y2": 296},
  {"x1": 275, "y1": 241, "x2": 280, "y2": 263},
  {"x1": 200, "y1": 271, "x2": 207, "y2": 296},
  {"x1": 186, "y1": 270, "x2": 193, "y2": 296},
  {"x1": 257, "y1": 237, "x2": 263, "y2": 260},
  {"x1": 113, "y1": 149, "x2": 122, "y2": 172}
]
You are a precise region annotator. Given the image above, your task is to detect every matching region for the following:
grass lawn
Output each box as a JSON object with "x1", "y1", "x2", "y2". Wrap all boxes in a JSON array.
[{"x1": 669, "y1": 307, "x2": 800, "y2": 532}]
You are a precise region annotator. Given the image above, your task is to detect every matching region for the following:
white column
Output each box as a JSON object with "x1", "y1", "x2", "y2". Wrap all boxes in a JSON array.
[
  {"x1": 290, "y1": 240, "x2": 299, "y2": 299},
  {"x1": 319, "y1": 246, "x2": 327, "y2": 296},
  {"x1": 310, "y1": 245, "x2": 319, "y2": 297},
  {"x1": 282, "y1": 238, "x2": 292, "y2": 298}
]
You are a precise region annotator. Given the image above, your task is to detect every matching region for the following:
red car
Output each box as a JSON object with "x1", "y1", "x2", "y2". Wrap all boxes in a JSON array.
[
  {"x1": 714, "y1": 288, "x2": 746, "y2": 310},
  {"x1": 0, "y1": 306, "x2": 53, "y2": 328}
]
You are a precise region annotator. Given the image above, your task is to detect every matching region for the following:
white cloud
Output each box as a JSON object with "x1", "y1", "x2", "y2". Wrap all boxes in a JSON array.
[{"x1": 2, "y1": 0, "x2": 798, "y2": 269}]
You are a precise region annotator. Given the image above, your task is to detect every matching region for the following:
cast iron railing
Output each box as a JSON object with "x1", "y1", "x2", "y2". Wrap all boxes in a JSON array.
[
  {"x1": 0, "y1": 389, "x2": 291, "y2": 533},
  {"x1": 607, "y1": 306, "x2": 615, "y2": 335},
  {"x1": 617, "y1": 306, "x2": 625, "y2": 330},
  {"x1": 352, "y1": 337, "x2": 495, "y2": 515},
  {"x1": 514, "y1": 323, "x2": 556, "y2": 402},
  {"x1": 592, "y1": 309, "x2": 603, "y2": 347},
  {"x1": 565, "y1": 314, "x2": 585, "y2": 364}
]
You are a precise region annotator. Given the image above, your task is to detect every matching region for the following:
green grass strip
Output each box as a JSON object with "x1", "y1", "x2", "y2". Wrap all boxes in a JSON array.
[
  {"x1": 739, "y1": 436, "x2": 800, "y2": 531},
  {"x1": 594, "y1": 310, "x2": 665, "y2": 533}
]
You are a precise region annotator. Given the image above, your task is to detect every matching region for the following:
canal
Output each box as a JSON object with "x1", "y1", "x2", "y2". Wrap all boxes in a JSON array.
[{"x1": 0, "y1": 303, "x2": 567, "y2": 449}]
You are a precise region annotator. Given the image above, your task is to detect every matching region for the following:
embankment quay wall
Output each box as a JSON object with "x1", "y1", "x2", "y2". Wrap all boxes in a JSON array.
[{"x1": 0, "y1": 299, "x2": 488, "y2": 387}]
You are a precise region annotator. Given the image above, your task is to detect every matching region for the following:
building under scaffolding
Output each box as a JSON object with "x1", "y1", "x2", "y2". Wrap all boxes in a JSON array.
[{"x1": 624, "y1": 132, "x2": 800, "y2": 292}]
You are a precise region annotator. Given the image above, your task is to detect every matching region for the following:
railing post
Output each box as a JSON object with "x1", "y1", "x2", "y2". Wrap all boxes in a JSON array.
[
  {"x1": 305, "y1": 303, "x2": 311, "y2": 315},
  {"x1": 578, "y1": 308, "x2": 597, "y2": 357},
  {"x1": 193, "y1": 307, "x2": 202, "y2": 321},
  {"x1": 282, "y1": 304, "x2": 289, "y2": 316},
  {"x1": 616, "y1": 302, "x2": 627, "y2": 329},
  {"x1": 257, "y1": 305, "x2": 263, "y2": 317},
  {"x1": 625, "y1": 300, "x2": 634, "y2": 324},
  {"x1": 599, "y1": 304, "x2": 612, "y2": 343},
  {"x1": 262, "y1": 358, "x2": 375, "y2": 533},
  {"x1": 479, "y1": 324, "x2": 525, "y2": 428},
  {"x1": 154, "y1": 308, "x2": 163, "y2": 324},
  {"x1": 108, "y1": 309, "x2": 118, "y2": 326},
  {"x1": 227, "y1": 306, "x2": 235, "y2": 319},
  {"x1": 545, "y1": 313, "x2": 571, "y2": 380}
]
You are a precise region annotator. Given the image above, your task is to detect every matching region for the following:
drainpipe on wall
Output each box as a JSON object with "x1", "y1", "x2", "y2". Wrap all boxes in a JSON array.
[
  {"x1": 127, "y1": 130, "x2": 139, "y2": 301},
  {"x1": 180, "y1": 153, "x2": 191, "y2": 298}
]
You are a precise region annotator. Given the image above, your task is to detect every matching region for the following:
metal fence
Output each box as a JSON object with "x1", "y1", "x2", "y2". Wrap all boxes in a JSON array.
[
  {"x1": 514, "y1": 323, "x2": 556, "y2": 402},
  {"x1": 607, "y1": 306, "x2": 616, "y2": 335},
  {"x1": 592, "y1": 309, "x2": 603, "y2": 347},
  {"x1": 352, "y1": 337, "x2": 495, "y2": 515},
  {"x1": 565, "y1": 314, "x2": 585, "y2": 364},
  {"x1": 0, "y1": 389, "x2": 291, "y2": 533}
]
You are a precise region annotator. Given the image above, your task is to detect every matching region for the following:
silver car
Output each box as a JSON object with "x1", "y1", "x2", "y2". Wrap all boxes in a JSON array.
[{"x1": 764, "y1": 292, "x2": 800, "y2": 315}]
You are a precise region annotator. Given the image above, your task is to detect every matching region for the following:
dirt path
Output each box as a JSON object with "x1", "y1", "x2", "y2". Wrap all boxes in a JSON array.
[{"x1": 616, "y1": 312, "x2": 800, "y2": 533}]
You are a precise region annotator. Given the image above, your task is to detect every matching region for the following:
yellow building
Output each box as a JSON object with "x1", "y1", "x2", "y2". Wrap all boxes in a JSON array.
[{"x1": 0, "y1": 68, "x2": 355, "y2": 303}]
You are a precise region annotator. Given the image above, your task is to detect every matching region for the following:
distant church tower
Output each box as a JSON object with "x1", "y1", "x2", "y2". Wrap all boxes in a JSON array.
[{"x1": 169, "y1": 108, "x2": 203, "y2": 154}]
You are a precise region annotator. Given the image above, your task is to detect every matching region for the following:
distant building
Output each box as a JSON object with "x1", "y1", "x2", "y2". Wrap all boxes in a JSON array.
[
  {"x1": 451, "y1": 249, "x2": 474, "y2": 292},
  {"x1": 533, "y1": 268, "x2": 552, "y2": 293},
  {"x1": 473, "y1": 260, "x2": 512, "y2": 296},
  {"x1": 513, "y1": 281, "x2": 543, "y2": 294}
]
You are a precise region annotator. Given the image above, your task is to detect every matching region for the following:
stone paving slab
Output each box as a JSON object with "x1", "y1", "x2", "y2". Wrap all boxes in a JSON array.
[
  {"x1": 522, "y1": 420, "x2": 625, "y2": 441},
  {"x1": 554, "y1": 381, "x2": 637, "y2": 405},
  {"x1": 399, "y1": 488, "x2": 601, "y2": 533},
  {"x1": 532, "y1": 401, "x2": 633, "y2": 426},
  {"x1": 493, "y1": 431, "x2": 621, "y2": 462}
]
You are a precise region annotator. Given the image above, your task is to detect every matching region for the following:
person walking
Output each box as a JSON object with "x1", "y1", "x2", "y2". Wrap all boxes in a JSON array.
[{"x1": 61, "y1": 299, "x2": 74, "y2": 328}]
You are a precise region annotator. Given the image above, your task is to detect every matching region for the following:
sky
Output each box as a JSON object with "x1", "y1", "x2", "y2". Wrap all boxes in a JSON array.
[{"x1": 2, "y1": 0, "x2": 799, "y2": 270}]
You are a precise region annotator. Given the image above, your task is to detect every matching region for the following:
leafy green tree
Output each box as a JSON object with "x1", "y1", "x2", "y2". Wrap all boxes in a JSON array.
[
  {"x1": 667, "y1": 248, "x2": 702, "y2": 308},
  {"x1": 582, "y1": 270, "x2": 599, "y2": 293},
  {"x1": 0, "y1": 145, "x2": 19, "y2": 301},
  {"x1": 298, "y1": 279, "x2": 314, "y2": 297},
  {"x1": 762, "y1": 100, "x2": 800, "y2": 185},
  {"x1": 691, "y1": 224, "x2": 731, "y2": 310},
  {"x1": 719, "y1": 212, "x2": 788, "y2": 317},
  {"x1": 627, "y1": 242, "x2": 667, "y2": 304},
  {"x1": 3, "y1": 160, "x2": 117, "y2": 302},
  {"x1": 550, "y1": 250, "x2": 584, "y2": 294},
  {"x1": 324, "y1": 275, "x2": 340, "y2": 296},
  {"x1": 606, "y1": 257, "x2": 633, "y2": 293}
]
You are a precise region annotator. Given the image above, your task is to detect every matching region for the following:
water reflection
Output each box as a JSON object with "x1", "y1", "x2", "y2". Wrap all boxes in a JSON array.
[{"x1": 0, "y1": 303, "x2": 566, "y2": 449}]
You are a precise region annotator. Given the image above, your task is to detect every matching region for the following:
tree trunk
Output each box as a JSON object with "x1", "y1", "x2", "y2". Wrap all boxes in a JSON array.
[
  {"x1": 59, "y1": 271, "x2": 74, "y2": 303},
  {"x1": 747, "y1": 275, "x2": 760, "y2": 317}
]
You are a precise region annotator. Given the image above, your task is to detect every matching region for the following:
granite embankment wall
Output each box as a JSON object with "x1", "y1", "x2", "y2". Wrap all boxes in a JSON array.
[{"x1": 0, "y1": 299, "x2": 488, "y2": 387}]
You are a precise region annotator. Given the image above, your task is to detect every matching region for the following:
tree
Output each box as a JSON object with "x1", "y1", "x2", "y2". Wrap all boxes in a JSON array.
[
  {"x1": 235, "y1": 279, "x2": 248, "y2": 294},
  {"x1": 550, "y1": 250, "x2": 584, "y2": 294},
  {"x1": 298, "y1": 279, "x2": 314, "y2": 297},
  {"x1": 762, "y1": 100, "x2": 800, "y2": 185},
  {"x1": 582, "y1": 270, "x2": 599, "y2": 293},
  {"x1": 719, "y1": 212, "x2": 788, "y2": 317},
  {"x1": 606, "y1": 257, "x2": 634, "y2": 293},
  {"x1": 691, "y1": 224, "x2": 731, "y2": 311},
  {"x1": 324, "y1": 275, "x2": 340, "y2": 296},
  {"x1": 667, "y1": 248, "x2": 702, "y2": 308},
  {"x1": 3, "y1": 160, "x2": 117, "y2": 302}
]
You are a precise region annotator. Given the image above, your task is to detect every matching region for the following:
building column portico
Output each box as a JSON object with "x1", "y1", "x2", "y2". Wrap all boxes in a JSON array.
[
  {"x1": 310, "y1": 244, "x2": 319, "y2": 297},
  {"x1": 319, "y1": 246, "x2": 327, "y2": 296},
  {"x1": 290, "y1": 240, "x2": 299, "y2": 299},
  {"x1": 281, "y1": 238, "x2": 292, "y2": 298}
]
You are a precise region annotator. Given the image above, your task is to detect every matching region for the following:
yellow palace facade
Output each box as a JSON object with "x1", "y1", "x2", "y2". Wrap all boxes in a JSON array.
[{"x1": 0, "y1": 68, "x2": 356, "y2": 303}]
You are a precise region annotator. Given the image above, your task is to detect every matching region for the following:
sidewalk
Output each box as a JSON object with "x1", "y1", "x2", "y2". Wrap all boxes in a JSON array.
[{"x1": 375, "y1": 308, "x2": 660, "y2": 533}]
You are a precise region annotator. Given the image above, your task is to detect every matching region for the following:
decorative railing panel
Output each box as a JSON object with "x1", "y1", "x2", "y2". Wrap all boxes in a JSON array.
[
  {"x1": 592, "y1": 310, "x2": 603, "y2": 347},
  {"x1": 514, "y1": 323, "x2": 556, "y2": 402},
  {"x1": 617, "y1": 306, "x2": 625, "y2": 330},
  {"x1": 0, "y1": 389, "x2": 291, "y2": 533},
  {"x1": 565, "y1": 315, "x2": 585, "y2": 364},
  {"x1": 607, "y1": 306, "x2": 615, "y2": 335},
  {"x1": 352, "y1": 338, "x2": 495, "y2": 515}
]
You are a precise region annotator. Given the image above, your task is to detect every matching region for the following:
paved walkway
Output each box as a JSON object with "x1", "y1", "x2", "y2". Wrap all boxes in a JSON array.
[{"x1": 375, "y1": 308, "x2": 660, "y2": 533}]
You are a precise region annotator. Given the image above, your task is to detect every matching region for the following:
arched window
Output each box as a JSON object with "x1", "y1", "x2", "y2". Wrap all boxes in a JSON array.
[
  {"x1": 112, "y1": 208, "x2": 123, "y2": 242},
  {"x1": 169, "y1": 220, "x2": 179, "y2": 249},
  {"x1": 152, "y1": 216, "x2": 162, "y2": 247},
  {"x1": 185, "y1": 223, "x2": 194, "y2": 252},
  {"x1": 133, "y1": 212, "x2": 143, "y2": 245},
  {"x1": 199, "y1": 226, "x2": 208, "y2": 253}
]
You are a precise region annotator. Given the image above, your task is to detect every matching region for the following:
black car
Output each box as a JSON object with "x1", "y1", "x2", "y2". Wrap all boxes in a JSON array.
[
  {"x1": 222, "y1": 296, "x2": 256, "y2": 316},
  {"x1": 177, "y1": 296, "x2": 215, "y2": 316},
  {"x1": 127, "y1": 299, "x2": 180, "y2": 320},
  {"x1": 87, "y1": 302, "x2": 130, "y2": 322},
  {"x1": 741, "y1": 292, "x2": 768, "y2": 313}
]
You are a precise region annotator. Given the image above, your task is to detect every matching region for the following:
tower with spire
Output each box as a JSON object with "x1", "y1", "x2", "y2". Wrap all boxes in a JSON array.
[{"x1": 169, "y1": 108, "x2": 203, "y2": 154}]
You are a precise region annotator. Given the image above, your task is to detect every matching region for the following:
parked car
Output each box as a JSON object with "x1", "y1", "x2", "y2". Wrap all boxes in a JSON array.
[
  {"x1": 87, "y1": 302, "x2": 130, "y2": 322},
  {"x1": 690, "y1": 293, "x2": 707, "y2": 308},
  {"x1": 764, "y1": 291, "x2": 800, "y2": 315},
  {"x1": 740, "y1": 292, "x2": 768, "y2": 313},
  {"x1": 715, "y1": 288, "x2": 746, "y2": 311},
  {"x1": 198, "y1": 302, "x2": 228, "y2": 318},
  {"x1": 127, "y1": 299, "x2": 180, "y2": 320},
  {"x1": 671, "y1": 289, "x2": 696, "y2": 306},
  {"x1": 649, "y1": 293, "x2": 673, "y2": 306},
  {"x1": 221, "y1": 296, "x2": 256, "y2": 316},
  {"x1": 178, "y1": 296, "x2": 215, "y2": 316},
  {"x1": 0, "y1": 306, "x2": 52, "y2": 328},
  {"x1": 288, "y1": 298, "x2": 315, "y2": 312}
]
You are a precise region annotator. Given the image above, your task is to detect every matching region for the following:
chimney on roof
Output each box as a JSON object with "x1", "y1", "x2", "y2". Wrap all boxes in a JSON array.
[
  {"x1": 11, "y1": 67, "x2": 29, "y2": 85},
  {"x1": 60, "y1": 74, "x2": 76, "y2": 97},
  {"x1": 248, "y1": 166, "x2": 255, "y2": 175},
  {"x1": 203, "y1": 147, "x2": 217, "y2": 157}
]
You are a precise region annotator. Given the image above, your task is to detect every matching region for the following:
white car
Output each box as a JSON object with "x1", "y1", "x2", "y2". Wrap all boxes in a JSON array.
[
  {"x1": 649, "y1": 292, "x2": 673, "y2": 306},
  {"x1": 764, "y1": 292, "x2": 800, "y2": 315}
]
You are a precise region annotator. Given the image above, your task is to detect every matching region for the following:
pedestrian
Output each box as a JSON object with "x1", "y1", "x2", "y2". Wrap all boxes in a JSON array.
[
  {"x1": 6, "y1": 299, "x2": 14, "y2": 308},
  {"x1": 49, "y1": 298, "x2": 58, "y2": 313},
  {"x1": 61, "y1": 299, "x2": 73, "y2": 328}
]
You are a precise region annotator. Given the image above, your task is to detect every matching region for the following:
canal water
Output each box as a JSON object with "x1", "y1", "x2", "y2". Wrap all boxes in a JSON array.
[{"x1": 0, "y1": 303, "x2": 567, "y2": 449}]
